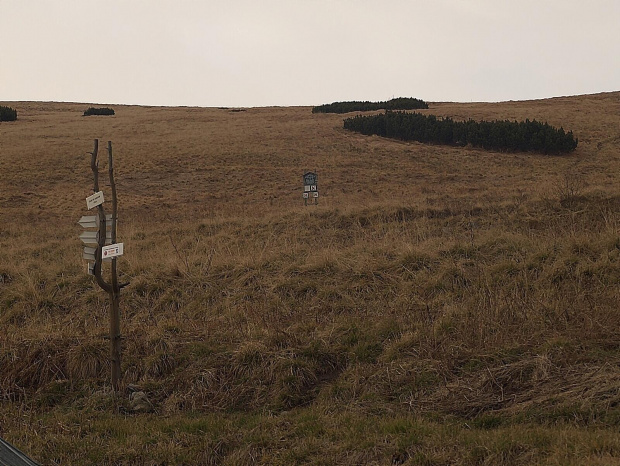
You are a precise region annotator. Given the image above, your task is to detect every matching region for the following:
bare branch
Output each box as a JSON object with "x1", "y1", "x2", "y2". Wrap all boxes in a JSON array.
[
  {"x1": 107, "y1": 140, "x2": 122, "y2": 391},
  {"x1": 90, "y1": 139, "x2": 112, "y2": 293}
]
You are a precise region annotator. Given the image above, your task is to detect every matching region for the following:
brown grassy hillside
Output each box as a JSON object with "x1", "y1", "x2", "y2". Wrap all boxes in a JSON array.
[{"x1": 1, "y1": 93, "x2": 620, "y2": 464}]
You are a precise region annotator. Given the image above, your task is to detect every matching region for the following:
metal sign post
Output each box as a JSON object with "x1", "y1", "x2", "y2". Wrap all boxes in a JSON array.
[
  {"x1": 80, "y1": 139, "x2": 127, "y2": 392},
  {"x1": 303, "y1": 171, "x2": 319, "y2": 206}
]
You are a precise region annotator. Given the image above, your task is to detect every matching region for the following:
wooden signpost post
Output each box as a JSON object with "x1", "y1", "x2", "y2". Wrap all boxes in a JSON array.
[{"x1": 80, "y1": 139, "x2": 127, "y2": 392}]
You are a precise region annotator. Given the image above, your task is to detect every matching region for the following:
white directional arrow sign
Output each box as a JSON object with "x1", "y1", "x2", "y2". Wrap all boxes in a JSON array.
[
  {"x1": 83, "y1": 246, "x2": 111, "y2": 262},
  {"x1": 79, "y1": 230, "x2": 112, "y2": 246},
  {"x1": 83, "y1": 246, "x2": 96, "y2": 259},
  {"x1": 78, "y1": 214, "x2": 113, "y2": 229}
]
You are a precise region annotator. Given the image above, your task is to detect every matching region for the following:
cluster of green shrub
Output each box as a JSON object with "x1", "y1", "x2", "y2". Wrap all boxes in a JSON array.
[
  {"x1": 83, "y1": 107, "x2": 115, "y2": 116},
  {"x1": 343, "y1": 111, "x2": 578, "y2": 154},
  {"x1": 312, "y1": 97, "x2": 428, "y2": 114},
  {"x1": 0, "y1": 105, "x2": 17, "y2": 121}
]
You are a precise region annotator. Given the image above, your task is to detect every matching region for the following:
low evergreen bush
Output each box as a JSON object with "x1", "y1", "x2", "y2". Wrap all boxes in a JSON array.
[
  {"x1": 83, "y1": 107, "x2": 115, "y2": 116},
  {"x1": 0, "y1": 105, "x2": 18, "y2": 121},
  {"x1": 343, "y1": 111, "x2": 578, "y2": 155},
  {"x1": 312, "y1": 97, "x2": 428, "y2": 114}
]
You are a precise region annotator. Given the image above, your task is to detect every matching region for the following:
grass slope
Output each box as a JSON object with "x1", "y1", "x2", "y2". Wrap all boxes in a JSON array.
[{"x1": 1, "y1": 93, "x2": 620, "y2": 464}]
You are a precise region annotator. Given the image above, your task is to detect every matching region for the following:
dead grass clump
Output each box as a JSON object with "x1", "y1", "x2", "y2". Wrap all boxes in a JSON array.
[
  {"x1": 399, "y1": 250, "x2": 436, "y2": 274},
  {"x1": 66, "y1": 341, "x2": 107, "y2": 381},
  {"x1": 233, "y1": 340, "x2": 270, "y2": 369},
  {"x1": 146, "y1": 352, "x2": 177, "y2": 378},
  {"x1": 117, "y1": 331, "x2": 177, "y2": 382},
  {"x1": 164, "y1": 335, "x2": 346, "y2": 412},
  {"x1": 403, "y1": 352, "x2": 620, "y2": 425},
  {"x1": 554, "y1": 172, "x2": 587, "y2": 208},
  {"x1": 1, "y1": 339, "x2": 70, "y2": 398},
  {"x1": 0, "y1": 270, "x2": 13, "y2": 284},
  {"x1": 406, "y1": 356, "x2": 552, "y2": 417}
]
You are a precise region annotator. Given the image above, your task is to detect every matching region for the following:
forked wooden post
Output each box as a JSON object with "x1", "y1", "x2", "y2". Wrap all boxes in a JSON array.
[{"x1": 90, "y1": 139, "x2": 122, "y2": 392}]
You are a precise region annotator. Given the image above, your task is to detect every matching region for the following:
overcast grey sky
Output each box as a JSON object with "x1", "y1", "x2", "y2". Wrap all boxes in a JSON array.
[{"x1": 1, "y1": 1, "x2": 618, "y2": 107}]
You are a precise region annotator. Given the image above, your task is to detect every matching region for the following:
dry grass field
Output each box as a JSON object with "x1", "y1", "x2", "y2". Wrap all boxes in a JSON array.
[{"x1": 1, "y1": 92, "x2": 620, "y2": 464}]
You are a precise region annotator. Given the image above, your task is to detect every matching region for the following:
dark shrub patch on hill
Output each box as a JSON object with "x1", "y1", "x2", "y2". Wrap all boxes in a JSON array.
[
  {"x1": 312, "y1": 97, "x2": 428, "y2": 114},
  {"x1": 344, "y1": 111, "x2": 578, "y2": 154},
  {"x1": 83, "y1": 107, "x2": 115, "y2": 116},
  {"x1": 0, "y1": 105, "x2": 18, "y2": 121}
]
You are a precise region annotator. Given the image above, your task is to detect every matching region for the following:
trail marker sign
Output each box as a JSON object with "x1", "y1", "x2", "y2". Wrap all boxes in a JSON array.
[
  {"x1": 102, "y1": 243, "x2": 124, "y2": 259},
  {"x1": 303, "y1": 171, "x2": 318, "y2": 205},
  {"x1": 86, "y1": 191, "x2": 105, "y2": 209},
  {"x1": 303, "y1": 172, "x2": 317, "y2": 186}
]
